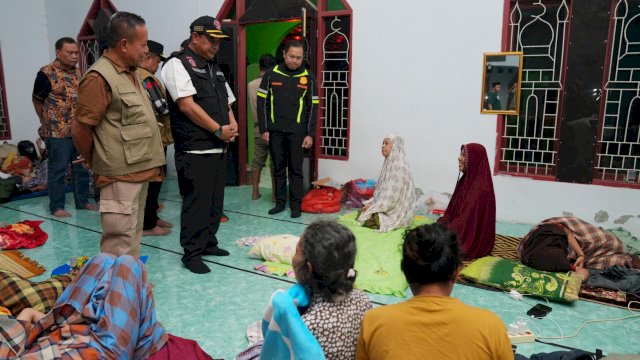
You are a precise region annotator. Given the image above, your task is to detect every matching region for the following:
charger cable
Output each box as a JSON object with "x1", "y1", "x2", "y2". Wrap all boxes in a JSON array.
[
  {"x1": 507, "y1": 289, "x2": 551, "y2": 306},
  {"x1": 509, "y1": 289, "x2": 523, "y2": 301},
  {"x1": 537, "y1": 301, "x2": 640, "y2": 341}
]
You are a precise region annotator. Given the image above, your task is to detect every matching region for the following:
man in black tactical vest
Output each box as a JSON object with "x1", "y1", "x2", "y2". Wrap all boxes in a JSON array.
[
  {"x1": 257, "y1": 40, "x2": 319, "y2": 219},
  {"x1": 161, "y1": 16, "x2": 239, "y2": 274}
]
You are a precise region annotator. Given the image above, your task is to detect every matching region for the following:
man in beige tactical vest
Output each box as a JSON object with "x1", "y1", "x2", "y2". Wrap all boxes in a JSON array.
[{"x1": 72, "y1": 12, "x2": 165, "y2": 257}]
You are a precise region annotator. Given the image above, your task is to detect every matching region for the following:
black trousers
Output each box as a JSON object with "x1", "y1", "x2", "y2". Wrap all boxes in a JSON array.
[
  {"x1": 143, "y1": 147, "x2": 167, "y2": 230},
  {"x1": 143, "y1": 181, "x2": 162, "y2": 230},
  {"x1": 175, "y1": 151, "x2": 226, "y2": 261},
  {"x1": 269, "y1": 131, "x2": 304, "y2": 211}
]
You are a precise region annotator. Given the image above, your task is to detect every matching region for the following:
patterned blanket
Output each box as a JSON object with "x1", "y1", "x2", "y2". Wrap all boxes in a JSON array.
[
  {"x1": 0, "y1": 270, "x2": 73, "y2": 316},
  {"x1": 0, "y1": 253, "x2": 167, "y2": 359}
]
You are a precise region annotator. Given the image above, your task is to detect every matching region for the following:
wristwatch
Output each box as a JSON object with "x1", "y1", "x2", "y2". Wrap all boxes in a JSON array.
[{"x1": 214, "y1": 127, "x2": 222, "y2": 138}]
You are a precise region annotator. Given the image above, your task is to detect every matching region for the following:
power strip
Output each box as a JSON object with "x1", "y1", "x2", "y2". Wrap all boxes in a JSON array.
[{"x1": 509, "y1": 331, "x2": 536, "y2": 344}]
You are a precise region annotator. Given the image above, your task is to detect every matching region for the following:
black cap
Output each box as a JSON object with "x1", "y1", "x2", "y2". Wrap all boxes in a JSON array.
[
  {"x1": 147, "y1": 40, "x2": 166, "y2": 60},
  {"x1": 190, "y1": 16, "x2": 230, "y2": 39}
]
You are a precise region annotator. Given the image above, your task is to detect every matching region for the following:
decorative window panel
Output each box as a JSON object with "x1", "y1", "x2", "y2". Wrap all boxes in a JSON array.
[
  {"x1": 595, "y1": 0, "x2": 640, "y2": 184},
  {"x1": 0, "y1": 49, "x2": 10, "y2": 139},
  {"x1": 319, "y1": 15, "x2": 351, "y2": 159},
  {"x1": 499, "y1": 0, "x2": 569, "y2": 176},
  {"x1": 79, "y1": 39, "x2": 101, "y2": 73}
]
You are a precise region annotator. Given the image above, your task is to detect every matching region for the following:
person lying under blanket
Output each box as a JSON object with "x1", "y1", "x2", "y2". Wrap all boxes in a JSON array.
[
  {"x1": 518, "y1": 216, "x2": 640, "y2": 273},
  {"x1": 0, "y1": 253, "x2": 167, "y2": 359}
]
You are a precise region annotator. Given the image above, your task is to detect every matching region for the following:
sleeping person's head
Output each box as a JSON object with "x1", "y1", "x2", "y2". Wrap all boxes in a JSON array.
[{"x1": 293, "y1": 221, "x2": 357, "y2": 302}]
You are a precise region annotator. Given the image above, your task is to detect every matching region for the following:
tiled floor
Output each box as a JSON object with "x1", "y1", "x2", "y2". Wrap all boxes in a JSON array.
[{"x1": 2, "y1": 179, "x2": 638, "y2": 358}]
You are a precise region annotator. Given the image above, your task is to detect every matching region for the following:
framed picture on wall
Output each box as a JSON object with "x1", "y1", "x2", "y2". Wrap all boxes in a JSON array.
[{"x1": 480, "y1": 52, "x2": 523, "y2": 115}]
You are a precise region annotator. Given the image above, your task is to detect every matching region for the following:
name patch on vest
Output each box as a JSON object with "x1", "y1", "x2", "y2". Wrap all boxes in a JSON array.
[
  {"x1": 192, "y1": 68, "x2": 206, "y2": 73},
  {"x1": 272, "y1": 82, "x2": 283, "y2": 86}
]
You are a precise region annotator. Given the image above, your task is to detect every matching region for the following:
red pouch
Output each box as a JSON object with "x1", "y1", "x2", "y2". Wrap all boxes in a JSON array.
[{"x1": 302, "y1": 187, "x2": 342, "y2": 213}]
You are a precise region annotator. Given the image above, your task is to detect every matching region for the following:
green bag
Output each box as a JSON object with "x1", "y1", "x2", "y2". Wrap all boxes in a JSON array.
[{"x1": 0, "y1": 176, "x2": 20, "y2": 202}]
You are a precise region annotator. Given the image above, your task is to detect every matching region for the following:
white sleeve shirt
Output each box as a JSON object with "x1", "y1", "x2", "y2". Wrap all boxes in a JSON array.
[{"x1": 160, "y1": 57, "x2": 235, "y2": 105}]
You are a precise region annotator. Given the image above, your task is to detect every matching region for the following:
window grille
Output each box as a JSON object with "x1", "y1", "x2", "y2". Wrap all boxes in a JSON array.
[
  {"x1": 79, "y1": 39, "x2": 101, "y2": 73},
  {"x1": 319, "y1": 16, "x2": 350, "y2": 158},
  {"x1": 499, "y1": 0, "x2": 569, "y2": 175},
  {"x1": 595, "y1": 0, "x2": 640, "y2": 184},
  {"x1": 0, "y1": 49, "x2": 10, "y2": 139}
]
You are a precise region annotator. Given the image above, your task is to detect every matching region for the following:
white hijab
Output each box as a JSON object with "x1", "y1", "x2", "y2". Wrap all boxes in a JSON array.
[{"x1": 357, "y1": 135, "x2": 416, "y2": 232}]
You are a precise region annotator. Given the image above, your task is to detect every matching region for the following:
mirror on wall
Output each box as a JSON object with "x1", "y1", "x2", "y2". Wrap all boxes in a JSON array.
[{"x1": 480, "y1": 52, "x2": 523, "y2": 115}]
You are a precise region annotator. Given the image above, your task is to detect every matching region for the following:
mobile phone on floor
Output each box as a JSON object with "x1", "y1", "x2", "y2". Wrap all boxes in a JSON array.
[{"x1": 527, "y1": 303, "x2": 552, "y2": 318}]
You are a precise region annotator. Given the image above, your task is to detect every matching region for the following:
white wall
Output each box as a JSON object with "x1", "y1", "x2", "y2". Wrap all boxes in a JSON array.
[
  {"x1": 44, "y1": 0, "x2": 225, "y2": 61},
  {"x1": 45, "y1": 0, "x2": 90, "y2": 60},
  {"x1": 318, "y1": 0, "x2": 640, "y2": 227},
  {"x1": 0, "y1": 0, "x2": 50, "y2": 144},
  {"x1": 110, "y1": 0, "x2": 225, "y2": 56}
]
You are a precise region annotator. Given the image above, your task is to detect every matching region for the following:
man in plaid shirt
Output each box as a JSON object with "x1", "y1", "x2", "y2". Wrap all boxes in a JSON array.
[{"x1": 136, "y1": 40, "x2": 175, "y2": 237}]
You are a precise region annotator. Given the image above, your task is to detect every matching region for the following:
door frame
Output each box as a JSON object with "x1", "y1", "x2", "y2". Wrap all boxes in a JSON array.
[{"x1": 217, "y1": 0, "x2": 353, "y2": 184}]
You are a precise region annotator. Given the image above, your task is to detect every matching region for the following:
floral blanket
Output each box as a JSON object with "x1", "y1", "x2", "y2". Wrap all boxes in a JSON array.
[{"x1": 0, "y1": 221, "x2": 48, "y2": 250}]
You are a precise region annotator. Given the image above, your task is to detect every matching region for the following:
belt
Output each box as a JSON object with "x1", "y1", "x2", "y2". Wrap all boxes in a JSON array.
[{"x1": 185, "y1": 148, "x2": 227, "y2": 154}]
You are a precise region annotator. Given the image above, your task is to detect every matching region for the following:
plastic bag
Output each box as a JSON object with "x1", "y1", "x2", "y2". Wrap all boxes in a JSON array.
[
  {"x1": 342, "y1": 178, "x2": 376, "y2": 209},
  {"x1": 302, "y1": 187, "x2": 342, "y2": 213},
  {"x1": 416, "y1": 190, "x2": 450, "y2": 215}
]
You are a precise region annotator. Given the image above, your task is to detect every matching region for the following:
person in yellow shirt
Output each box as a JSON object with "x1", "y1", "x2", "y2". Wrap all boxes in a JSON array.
[{"x1": 356, "y1": 223, "x2": 514, "y2": 360}]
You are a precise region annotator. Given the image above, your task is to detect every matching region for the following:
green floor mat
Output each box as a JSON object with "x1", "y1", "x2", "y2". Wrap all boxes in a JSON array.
[{"x1": 339, "y1": 211, "x2": 433, "y2": 297}]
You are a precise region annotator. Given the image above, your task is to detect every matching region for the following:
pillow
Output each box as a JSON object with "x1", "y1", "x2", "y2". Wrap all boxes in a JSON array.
[
  {"x1": 248, "y1": 234, "x2": 299, "y2": 265},
  {"x1": 459, "y1": 256, "x2": 583, "y2": 303}
]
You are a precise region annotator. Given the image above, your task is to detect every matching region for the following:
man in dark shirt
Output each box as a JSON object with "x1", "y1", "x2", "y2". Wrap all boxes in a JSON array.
[
  {"x1": 485, "y1": 82, "x2": 502, "y2": 111},
  {"x1": 136, "y1": 40, "x2": 174, "y2": 237},
  {"x1": 32, "y1": 37, "x2": 96, "y2": 218}
]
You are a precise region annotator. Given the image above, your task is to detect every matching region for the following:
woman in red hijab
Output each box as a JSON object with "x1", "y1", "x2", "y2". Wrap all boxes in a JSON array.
[{"x1": 437, "y1": 143, "x2": 496, "y2": 260}]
